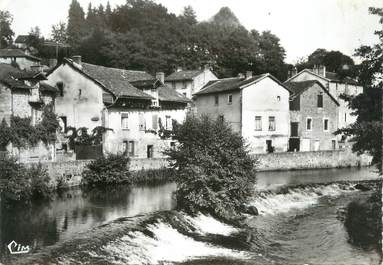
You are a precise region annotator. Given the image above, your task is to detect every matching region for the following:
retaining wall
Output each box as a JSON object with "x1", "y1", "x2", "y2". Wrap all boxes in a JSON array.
[{"x1": 253, "y1": 149, "x2": 372, "y2": 171}]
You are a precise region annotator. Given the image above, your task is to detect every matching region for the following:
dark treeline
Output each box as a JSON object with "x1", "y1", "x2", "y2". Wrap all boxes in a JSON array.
[{"x1": 65, "y1": 0, "x2": 288, "y2": 79}]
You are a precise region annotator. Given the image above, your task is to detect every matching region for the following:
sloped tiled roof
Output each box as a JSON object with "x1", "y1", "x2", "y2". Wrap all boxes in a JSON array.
[
  {"x1": 15, "y1": 35, "x2": 29, "y2": 43},
  {"x1": 39, "y1": 82, "x2": 59, "y2": 93},
  {"x1": 165, "y1": 70, "x2": 203, "y2": 81},
  {"x1": 0, "y1": 49, "x2": 41, "y2": 61},
  {"x1": 325, "y1": 71, "x2": 359, "y2": 85},
  {"x1": 195, "y1": 74, "x2": 268, "y2": 95},
  {"x1": 0, "y1": 64, "x2": 31, "y2": 90},
  {"x1": 58, "y1": 59, "x2": 154, "y2": 100},
  {"x1": 158, "y1": 85, "x2": 191, "y2": 103},
  {"x1": 284, "y1": 80, "x2": 339, "y2": 106}
]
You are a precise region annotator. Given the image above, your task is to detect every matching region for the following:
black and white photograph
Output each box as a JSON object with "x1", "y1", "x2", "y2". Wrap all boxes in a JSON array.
[{"x1": 0, "y1": 0, "x2": 382, "y2": 264}]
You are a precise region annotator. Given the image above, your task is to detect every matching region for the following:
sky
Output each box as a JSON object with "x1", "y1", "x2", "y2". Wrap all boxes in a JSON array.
[{"x1": 0, "y1": 0, "x2": 382, "y2": 63}]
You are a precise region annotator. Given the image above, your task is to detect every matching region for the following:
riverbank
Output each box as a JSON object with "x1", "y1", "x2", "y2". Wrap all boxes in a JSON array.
[{"x1": 24, "y1": 149, "x2": 373, "y2": 188}]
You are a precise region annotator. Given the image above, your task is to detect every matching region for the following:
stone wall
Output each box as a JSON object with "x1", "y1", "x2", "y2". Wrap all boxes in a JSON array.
[
  {"x1": 129, "y1": 158, "x2": 169, "y2": 171},
  {"x1": 8, "y1": 141, "x2": 54, "y2": 163},
  {"x1": 253, "y1": 149, "x2": 372, "y2": 171}
]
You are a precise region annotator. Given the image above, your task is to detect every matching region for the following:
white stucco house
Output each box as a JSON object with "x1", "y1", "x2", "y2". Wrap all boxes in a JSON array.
[
  {"x1": 46, "y1": 56, "x2": 190, "y2": 159},
  {"x1": 165, "y1": 66, "x2": 217, "y2": 99},
  {"x1": 194, "y1": 72, "x2": 291, "y2": 154}
]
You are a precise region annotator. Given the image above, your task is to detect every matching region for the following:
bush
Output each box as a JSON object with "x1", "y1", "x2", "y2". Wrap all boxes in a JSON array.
[
  {"x1": 344, "y1": 183, "x2": 382, "y2": 251},
  {"x1": 165, "y1": 115, "x2": 257, "y2": 220},
  {"x1": 0, "y1": 157, "x2": 53, "y2": 203},
  {"x1": 81, "y1": 153, "x2": 130, "y2": 186}
]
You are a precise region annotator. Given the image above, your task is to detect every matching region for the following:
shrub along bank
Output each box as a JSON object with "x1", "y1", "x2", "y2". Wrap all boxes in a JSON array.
[
  {"x1": 0, "y1": 157, "x2": 53, "y2": 204},
  {"x1": 81, "y1": 153, "x2": 176, "y2": 187}
]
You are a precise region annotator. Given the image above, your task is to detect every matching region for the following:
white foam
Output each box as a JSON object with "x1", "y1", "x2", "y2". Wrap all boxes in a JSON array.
[
  {"x1": 184, "y1": 214, "x2": 238, "y2": 236},
  {"x1": 99, "y1": 222, "x2": 246, "y2": 265},
  {"x1": 251, "y1": 184, "x2": 354, "y2": 215}
]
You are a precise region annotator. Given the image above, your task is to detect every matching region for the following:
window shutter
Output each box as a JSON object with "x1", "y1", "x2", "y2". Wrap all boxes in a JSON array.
[{"x1": 152, "y1": 114, "x2": 158, "y2": 130}]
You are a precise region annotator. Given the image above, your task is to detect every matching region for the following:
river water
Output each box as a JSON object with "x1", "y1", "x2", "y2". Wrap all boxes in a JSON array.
[{"x1": 0, "y1": 167, "x2": 381, "y2": 265}]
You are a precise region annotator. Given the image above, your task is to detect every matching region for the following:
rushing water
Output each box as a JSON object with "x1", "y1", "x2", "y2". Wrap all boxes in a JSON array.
[{"x1": 0, "y1": 167, "x2": 381, "y2": 264}]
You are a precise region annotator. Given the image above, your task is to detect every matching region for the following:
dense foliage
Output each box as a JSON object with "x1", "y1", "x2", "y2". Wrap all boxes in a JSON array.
[
  {"x1": 344, "y1": 181, "x2": 381, "y2": 251},
  {"x1": 0, "y1": 105, "x2": 60, "y2": 149},
  {"x1": 295, "y1": 48, "x2": 356, "y2": 78},
  {"x1": 0, "y1": 11, "x2": 14, "y2": 48},
  {"x1": 165, "y1": 115, "x2": 257, "y2": 219},
  {"x1": 59, "y1": 0, "x2": 289, "y2": 79},
  {"x1": 0, "y1": 157, "x2": 53, "y2": 203},
  {"x1": 81, "y1": 153, "x2": 130, "y2": 186},
  {"x1": 335, "y1": 7, "x2": 383, "y2": 172}
]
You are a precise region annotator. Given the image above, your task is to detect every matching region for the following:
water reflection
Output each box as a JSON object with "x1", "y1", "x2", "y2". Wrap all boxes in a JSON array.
[
  {"x1": 0, "y1": 182, "x2": 176, "y2": 257},
  {"x1": 256, "y1": 167, "x2": 380, "y2": 190}
]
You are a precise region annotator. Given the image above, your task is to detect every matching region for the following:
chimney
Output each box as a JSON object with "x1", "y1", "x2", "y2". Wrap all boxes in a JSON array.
[
  {"x1": 71, "y1": 55, "x2": 82, "y2": 66},
  {"x1": 245, "y1": 71, "x2": 252, "y2": 79},
  {"x1": 156, "y1": 72, "x2": 165, "y2": 84},
  {"x1": 292, "y1": 66, "x2": 297, "y2": 77},
  {"x1": 48, "y1": 58, "x2": 58, "y2": 68},
  {"x1": 318, "y1": 65, "x2": 326, "y2": 77},
  {"x1": 238, "y1": 73, "x2": 245, "y2": 79},
  {"x1": 204, "y1": 64, "x2": 210, "y2": 71},
  {"x1": 176, "y1": 66, "x2": 182, "y2": 72}
]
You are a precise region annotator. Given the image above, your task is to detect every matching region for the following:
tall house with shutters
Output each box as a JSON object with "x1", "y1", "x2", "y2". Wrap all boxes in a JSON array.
[
  {"x1": 194, "y1": 72, "x2": 291, "y2": 154},
  {"x1": 286, "y1": 66, "x2": 362, "y2": 131},
  {"x1": 46, "y1": 56, "x2": 190, "y2": 159},
  {"x1": 285, "y1": 80, "x2": 339, "y2": 152}
]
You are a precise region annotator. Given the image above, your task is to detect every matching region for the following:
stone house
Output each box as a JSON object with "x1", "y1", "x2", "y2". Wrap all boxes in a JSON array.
[
  {"x1": 0, "y1": 64, "x2": 57, "y2": 124},
  {"x1": 285, "y1": 80, "x2": 339, "y2": 152},
  {"x1": 14, "y1": 35, "x2": 29, "y2": 49},
  {"x1": 0, "y1": 49, "x2": 42, "y2": 70},
  {"x1": 286, "y1": 66, "x2": 362, "y2": 131},
  {"x1": 46, "y1": 56, "x2": 190, "y2": 159},
  {"x1": 194, "y1": 72, "x2": 291, "y2": 154},
  {"x1": 165, "y1": 66, "x2": 217, "y2": 99},
  {"x1": 0, "y1": 64, "x2": 58, "y2": 162}
]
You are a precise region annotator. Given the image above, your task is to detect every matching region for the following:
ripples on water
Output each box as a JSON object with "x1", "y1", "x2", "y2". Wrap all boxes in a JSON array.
[{"x1": 5, "y1": 179, "x2": 380, "y2": 265}]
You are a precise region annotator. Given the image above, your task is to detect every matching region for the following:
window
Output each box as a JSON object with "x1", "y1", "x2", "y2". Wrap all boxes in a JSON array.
[
  {"x1": 170, "y1": 142, "x2": 176, "y2": 149},
  {"x1": 78, "y1": 89, "x2": 82, "y2": 97},
  {"x1": 172, "y1": 83, "x2": 176, "y2": 90},
  {"x1": 218, "y1": 115, "x2": 224, "y2": 122},
  {"x1": 255, "y1": 116, "x2": 262, "y2": 131},
  {"x1": 317, "y1": 93, "x2": 323, "y2": 108},
  {"x1": 128, "y1": 141, "x2": 135, "y2": 156},
  {"x1": 152, "y1": 114, "x2": 158, "y2": 130},
  {"x1": 277, "y1": 96, "x2": 281, "y2": 101},
  {"x1": 214, "y1": 95, "x2": 219, "y2": 105},
  {"x1": 147, "y1": 145, "x2": 154, "y2": 158},
  {"x1": 182, "y1": 81, "x2": 187, "y2": 89},
  {"x1": 323, "y1": 119, "x2": 329, "y2": 131},
  {"x1": 139, "y1": 113, "x2": 146, "y2": 131},
  {"x1": 165, "y1": 115, "x2": 172, "y2": 130},
  {"x1": 121, "y1": 113, "x2": 129, "y2": 130},
  {"x1": 60, "y1": 116, "x2": 67, "y2": 132},
  {"x1": 268, "y1": 116, "x2": 275, "y2": 131},
  {"x1": 227, "y1": 94, "x2": 233, "y2": 104},
  {"x1": 344, "y1": 113, "x2": 347, "y2": 122},
  {"x1": 183, "y1": 92, "x2": 187, "y2": 97},
  {"x1": 57, "y1": 82, "x2": 64, "y2": 97},
  {"x1": 124, "y1": 141, "x2": 135, "y2": 156},
  {"x1": 306, "y1": 118, "x2": 312, "y2": 131}
]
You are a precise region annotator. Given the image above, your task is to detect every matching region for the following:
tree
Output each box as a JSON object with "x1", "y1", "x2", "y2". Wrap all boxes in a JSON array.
[
  {"x1": 0, "y1": 10, "x2": 14, "y2": 48},
  {"x1": 180, "y1": 5, "x2": 197, "y2": 25},
  {"x1": 67, "y1": 0, "x2": 86, "y2": 50},
  {"x1": 51, "y1": 22, "x2": 68, "y2": 43},
  {"x1": 336, "y1": 7, "x2": 383, "y2": 172},
  {"x1": 166, "y1": 115, "x2": 257, "y2": 219}
]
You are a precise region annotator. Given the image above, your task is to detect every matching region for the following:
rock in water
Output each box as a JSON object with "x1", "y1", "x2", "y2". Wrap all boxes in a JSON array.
[
  {"x1": 354, "y1": 183, "x2": 370, "y2": 191},
  {"x1": 242, "y1": 205, "x2": 259, "y2": 216}
]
